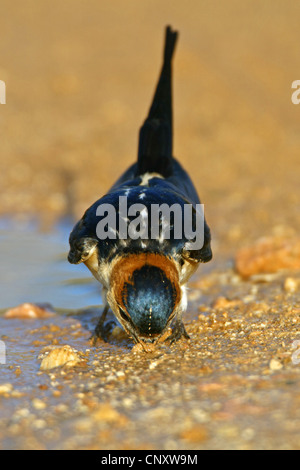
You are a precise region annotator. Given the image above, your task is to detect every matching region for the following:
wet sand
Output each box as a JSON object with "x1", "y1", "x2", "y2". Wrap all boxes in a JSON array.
[
  {"x1": 1, "y1": 266, "x2": 300, "y2": 450},
  {"x1": 1, "y1": 0, "x2": 300, "y2": 450}
]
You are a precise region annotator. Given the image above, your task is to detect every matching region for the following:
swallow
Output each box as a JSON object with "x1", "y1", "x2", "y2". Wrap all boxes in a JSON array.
[{"x1": 68, "y1": 26, "x2": 212, "y2": 350}]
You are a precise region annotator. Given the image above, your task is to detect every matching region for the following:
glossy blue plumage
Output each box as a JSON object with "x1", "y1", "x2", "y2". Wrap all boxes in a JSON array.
[{"x1": 68, "y1": 26, "x2": 212, "y2": 348}]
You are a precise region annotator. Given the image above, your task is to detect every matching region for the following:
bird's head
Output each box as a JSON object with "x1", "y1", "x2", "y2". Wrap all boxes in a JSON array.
[
  {"x1": 108, "y1": 253, "x2": 181, "y2": 344},
  {"x1": 68, "y1": 235, "x2": 98, "y2": 265}
]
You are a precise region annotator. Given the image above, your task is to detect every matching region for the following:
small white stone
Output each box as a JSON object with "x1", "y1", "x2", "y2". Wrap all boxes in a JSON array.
[
  {"x1": 269, "y1": 358, "x2": 283, "y2": 371},
  {"x1": 284, "y1": 277, "x2": 298, "y2": 293},
  {"x1": 0, "y1": 383, "x2": 13, "y2": 394},
  {"x1": 32, "y1": 398, "x2": 46, "y2": 410}
]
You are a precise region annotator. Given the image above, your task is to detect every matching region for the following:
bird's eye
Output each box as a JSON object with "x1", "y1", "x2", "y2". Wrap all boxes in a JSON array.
[{"x1": 82, "y1": 251, "x2": 89, "y2": 259}]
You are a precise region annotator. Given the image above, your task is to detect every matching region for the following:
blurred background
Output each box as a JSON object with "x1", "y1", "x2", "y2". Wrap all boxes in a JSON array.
[{"x1": 0, "y1": 0, "x2": 300, "y2": 255}]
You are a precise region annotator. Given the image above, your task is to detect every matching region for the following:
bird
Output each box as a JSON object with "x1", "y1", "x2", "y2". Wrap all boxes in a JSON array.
[{"x1": 68, "y1": 26, "x2": 212, "y2": 350}]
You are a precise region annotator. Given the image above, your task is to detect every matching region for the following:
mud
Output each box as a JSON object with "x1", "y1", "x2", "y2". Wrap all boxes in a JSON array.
[{"x1": 1, "y1": 225, "x2": 300, "y2": 449}]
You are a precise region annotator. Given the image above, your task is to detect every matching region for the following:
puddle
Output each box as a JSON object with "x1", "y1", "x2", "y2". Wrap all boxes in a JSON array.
[
  {"x1": 0, "y1": 219, "x2": 102, "y2": 311},
  {"x1": 0, "y1": 219, "x2": 129, "y2": 397}
]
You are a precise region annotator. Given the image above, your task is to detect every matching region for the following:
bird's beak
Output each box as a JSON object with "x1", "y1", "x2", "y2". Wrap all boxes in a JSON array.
[{"x1": 67, "y1": 250, "x2": 83, "y2": 264}]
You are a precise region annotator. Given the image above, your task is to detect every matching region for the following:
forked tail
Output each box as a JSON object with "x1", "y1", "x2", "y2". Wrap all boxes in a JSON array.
[{"x1": 137, "y1": 26, "x2": 178, "y2": 177}]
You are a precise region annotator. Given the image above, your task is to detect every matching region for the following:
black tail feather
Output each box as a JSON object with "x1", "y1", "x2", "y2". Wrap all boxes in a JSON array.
[{"x1": 137, "y1": 26, "x2": 178, "y2": 177}]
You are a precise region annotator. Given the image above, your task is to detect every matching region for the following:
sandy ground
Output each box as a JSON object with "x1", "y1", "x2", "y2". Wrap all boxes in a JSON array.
[{"x1": 1, "y1": 0, "x2": 300, "y2": 450}]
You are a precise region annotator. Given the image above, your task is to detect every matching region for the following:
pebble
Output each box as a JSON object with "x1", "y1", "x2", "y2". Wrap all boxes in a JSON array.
[
  {"x1": 92, "y1": 403, "x2": 128, "y2": 426},
  {"x1": 0, "y1": 383, "x2": 13, "y2": 395},
  {"x1": 32, "y1": 419, "x2": 47, "y2": 430},
  {"x1": 180, "y1": 425, "x2": 209, "y2": 443},
  {"x1": 4, "y1": 303, "x2": 55, "y2": 319},
  {"x1": 39, "y1": 345, "x2": 85, "y2": 370},
  {"x1": 213, "y1": 297, "x2": 241, "y2": 309},
  {"x1": 284, "y1": 277, "x2": 299, "y2": 293},
  {"x1": 269, "y1": 359, "x2": 283, "y2": 371},
  {"x1": 235, "y1": 237, "x2": 300, "y2": 278},
  {"x1": 32, "y1": 398, "x2": 47, "y2": 410}
]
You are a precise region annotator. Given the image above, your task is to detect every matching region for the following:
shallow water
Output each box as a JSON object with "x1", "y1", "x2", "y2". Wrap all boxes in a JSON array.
[
  {"x1": 0, "y1": 219, "x2": 102, "y2": 311},
  {"x1": 0, "y1": 220, "x2": 107, "y2": 415},
  {"x1": 0, "y1": 219, "x2": 127, "y2": 389}
]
